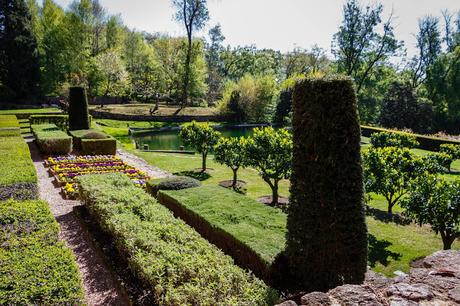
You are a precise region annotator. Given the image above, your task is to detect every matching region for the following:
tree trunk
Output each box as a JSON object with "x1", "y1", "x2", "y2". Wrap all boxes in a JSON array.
[
  {"x1": 201, "y1": 152, "x2": 207, "y2": 172},
  {"x1": 232, "y1": 168, "x2": 238, "y2": 187},
  {"x1": 181, "y1": 36, "x2": 192, "y2": 109},
  {"x1": 271, "y1": 180, "x2": 279, "y2": 206},
  {"x1": 440, "y1": 231, "x2": 455, "y2": 250},
  {"x1": 387, "y1": 199, "x2": 394, "y2": 214}
]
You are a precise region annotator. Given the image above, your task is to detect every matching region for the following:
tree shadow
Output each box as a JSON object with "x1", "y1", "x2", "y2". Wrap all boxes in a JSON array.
[
  {"x1": 174, "y1": 170, "x2": 211, "y2": 181},
  {"x1": 368, "y1": 234, "x2": 402, "y2": 268},
  {"x1": 365, "y1": 205, "x2": 411, "y2": 225}
]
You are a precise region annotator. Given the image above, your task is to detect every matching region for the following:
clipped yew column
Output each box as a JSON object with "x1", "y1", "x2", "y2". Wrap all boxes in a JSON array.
[
  {"x1": 285, "y1": 76, "x2": 368, "y2": 292},
  {"x1": 68, "y1": 86, "x2": 90, "y2": 131}
]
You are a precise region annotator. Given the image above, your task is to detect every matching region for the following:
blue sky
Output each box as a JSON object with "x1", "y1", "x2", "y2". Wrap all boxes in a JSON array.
[{"x1": 52, "y1": 0, "x2": 459, "y2": 56}]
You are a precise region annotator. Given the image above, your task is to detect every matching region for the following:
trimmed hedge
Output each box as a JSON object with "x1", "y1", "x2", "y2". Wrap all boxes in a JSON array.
[
  {"x1": 361, "y1": 125, "x2": 460, "y2": 151},
  {"x1": 69, "y1": 129, "x2": 116, "y2": 155},
  {"x1": 370, "y1": 132, "x2": 419, "y2": 148},
  {"x1": 78, "y1": 173, "x2": 275, "y2": 305},
  {"x1": 0, "y1": 115, "x2": 20, "y2": 129},
  {"x1": 0, "y1": 133, "x2": 37, "y2": 201},
  {"x1": 68, "y1": 86, "x2": 90, "y2": 131},
  {"x1": 32, "y1": 124, "x2": 72, "y2": 155},
  {"x1": 29, "y1": 115, "x2": 92, "y2": 131},
  {"x1": 156, "y1": 185, "x2": 287, "y2": 283},
  {"x1": 146, "y1": 176, "x2": 201, "y2": 197},
  {"x1": 287, "y1": 76, "x2": 367, "y2": 292},
  {"x1": 0, "y1": 200, "x2": 84, "y2": 305}
]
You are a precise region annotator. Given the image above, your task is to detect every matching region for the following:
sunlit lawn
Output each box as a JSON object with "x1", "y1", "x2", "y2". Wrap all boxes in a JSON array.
[{"x1": 98, "y1": 121, "x2": 460, "y2": 277}]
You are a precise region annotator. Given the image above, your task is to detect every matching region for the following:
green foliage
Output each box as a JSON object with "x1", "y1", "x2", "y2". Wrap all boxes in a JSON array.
[
  {"x1": 32, "y1": 124, "x2": 72, "y2": 155},
  {"x1": 0, "y1": 0, "x2": 41, "y2": 100},
  {"x1": 78, "y1": 173, "x2": 274, "y2": 305},
  {"x1": 146, "y1": 176, "x2": 201, "y2": 197},
  {"x1": 0, "y1": 132, "x2": 37, "y2": 200},
  {"x1": 245, "y1": 127, "x2": 292, "y2": 205},
  {"x1": 179, "y1": 121, "x2": 221, "y2": 171},
  {"x1": 29, "y1": 115, "x2": 69, "y2": 130},
  {"x1": 158, "y1": 185, "x2": 286, "y2": 281},
  {"x1": 379, "y1": 82, "x2": 434, "y2": 133},
  {"x1": 423, "y1": 152, "x2": 454, "y2": 173},
  {"x1": 440, "y1": 144, "x2": 460, "y2": 160},
  {"x1": 81, "y1": 138, "x2": 116, "y2": 155},
  {"x1": 214, "y1": 136, "x2": 248, "y2": 188},
  {"x1": 68, "y1": 86, "x2": 90, "y2": 131},
  {"x1": 370, "y1": 132, "x2": 419, "y2": 149},
  {"x1": 401, "y1": 176, "x2": 460, "y2": 250},
  {"x1": 287, "y1": 76, "x2": 367, "y2": 292},
  {"x1": 0, "y1": 200, "x2": 84, "y2": 305},
  {"x1": 219, "y1": 74, "x2": 278, "y2": 123},
  {"x1": 273, "y1": 88, "x2": 292, "y2": 124},
  {"x1": 363, "y1": 146, "x2": 422, "y2": 213}
]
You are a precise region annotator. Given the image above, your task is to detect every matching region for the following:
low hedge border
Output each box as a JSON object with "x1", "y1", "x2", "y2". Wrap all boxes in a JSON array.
[
  {"x1": 361, "y1": 125, "x2": 460, "y2": 151},
  {"x1": 78, "y1": 173, "x2": 275, "y2": 305},
  {"x1": 0, "y1": 200, "x2": 84, "y2": 305},
  {"x1": 146, "y1": 176, "x2": 201, "y2": 197},
  {"x1": 0, "y1": 115, "x2": 20, "y2": 129},
  {"x1": 70, "y1": 129, "x2": 116, "y2": 155},
  {"x1": 155, "y1": 185, "x2": 287, "y2": 284},
  {"x1": 29, "y1": 115, "x2": 92, "y2": 131},
  {"x1": 0, "y1": 132, "x2": 37, "y2": 201},
  {"x1": 32, "y1": 124, "x2": 72, "y2": 155}
]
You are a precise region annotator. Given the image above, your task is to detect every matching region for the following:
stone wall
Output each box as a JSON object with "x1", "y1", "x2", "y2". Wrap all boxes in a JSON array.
[{"x1": 277, "y1": 250, "x2": 460, "y2": 306}]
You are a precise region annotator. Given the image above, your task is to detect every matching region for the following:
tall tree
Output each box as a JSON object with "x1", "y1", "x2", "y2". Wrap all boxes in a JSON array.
[
  {"x1": 332, "y1": 0, "x2": 402, "y2": 94},
  {"x1": 0, "y1": 0, "x2": 41, "y2": 100},
  {"x1": 409, "y1": 16, "x2": 442, "y2": 89},
  {"x1": 172, "y1": 0, "x2": 209, "y2": 108},
  {"x1": 205, "y1": 23, "x2": 225, "y2": 102}
]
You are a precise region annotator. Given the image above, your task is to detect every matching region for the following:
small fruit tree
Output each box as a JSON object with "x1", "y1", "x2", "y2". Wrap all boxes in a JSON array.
[
  {"x1": 286, "y1": 76, "x2": 367, "y2": 292},
  {"x1": 363, "y1": 146, "x2": 422, "y2": 214},
  {"x1": 439, "y1": 144, "x2": 460, "y2": 172},
  {"x1": 179, "y1": 121, "x2": 221, "y2": 172},
  {"x1": 370, "y1": 132, "x2": 419, "y2": 149},
  {"x1": 214, "y1": 136, "x2": 248, "y2": 189},
  {"x1": 68, "y1": 86, "x2": 90, "y2": 131},
  {"x1": 245, "y1": 126, "x2": 292, "y2": 206},
  {"x1": 402, "y1": 175, "x2": 460, "y2": 250}
]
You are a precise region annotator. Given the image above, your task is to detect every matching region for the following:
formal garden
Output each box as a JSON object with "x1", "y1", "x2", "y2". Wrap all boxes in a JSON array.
[{"x1": 2, "y1": 0, "x2": 460, "y2": 305}]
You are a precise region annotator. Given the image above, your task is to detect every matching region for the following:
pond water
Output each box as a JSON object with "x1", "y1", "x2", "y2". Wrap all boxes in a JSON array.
[{"x1": 131, "y1": 126, "x2": 260, "y2": 151}]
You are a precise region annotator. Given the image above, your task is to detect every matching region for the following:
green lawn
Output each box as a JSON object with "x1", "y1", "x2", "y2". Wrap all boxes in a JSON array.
[
  {"x1": 0, "y1": 108, "x2": 61, "y2": 114},
  {"x1": 98, "y1": 120, "x2": 460, "y2": 277}
]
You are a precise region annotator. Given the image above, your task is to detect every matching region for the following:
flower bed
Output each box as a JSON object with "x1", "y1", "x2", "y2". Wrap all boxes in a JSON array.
[{"x1": 46, "y1": 155, "x2": 149, "y2": 198}]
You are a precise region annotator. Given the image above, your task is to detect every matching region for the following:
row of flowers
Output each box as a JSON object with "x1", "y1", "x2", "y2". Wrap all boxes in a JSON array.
[{"x1": 46, "y1": 155, "x2": 150, "y2": 199}]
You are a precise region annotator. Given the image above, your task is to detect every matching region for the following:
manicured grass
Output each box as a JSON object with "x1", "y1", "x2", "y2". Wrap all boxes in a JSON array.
[
  {"x1": 78, "y1": 173, "x2": 276, "y2": 305},
  {"x1": 0, "y1": 200, "x2": 84, "y2": 305},
  {"x1": 90, "y1": 104, "x2": 218, "y2": 117},
  {"x1": 0, "y1": 115, "x2": 20, "y2": 128},
  {"x1": 160, "y1": 185, "x2": 287, "y2": 265},
  {"x1": 0, "y1": 134, "x2": 37, "y2": 186},
  {"x1": 0, "y1": 108, "x2": 61, "y2": 115}
]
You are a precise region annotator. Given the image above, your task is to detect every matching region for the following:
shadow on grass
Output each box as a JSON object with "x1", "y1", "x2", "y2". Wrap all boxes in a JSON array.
[
  {"x1": 366, "y1": 205, "x2": 411, "y2": 225},
  {"x1": 368, "y1": 234, "x2": 402, "y2": 268},
  {"x1": 174, "y1": 170, "x2": 211, "y2": 181}
]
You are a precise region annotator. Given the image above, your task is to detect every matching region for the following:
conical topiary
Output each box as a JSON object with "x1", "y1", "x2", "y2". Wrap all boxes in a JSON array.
[
  {"x1": 285, "y1": 76, "x2": 368, "y2": 292},
  {"x1": 68, "y1": 86, "x2": 90, "y2": 131}
]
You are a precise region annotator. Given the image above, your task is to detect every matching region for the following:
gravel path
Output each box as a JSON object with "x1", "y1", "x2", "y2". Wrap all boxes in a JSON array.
[
  {"x1": 117, "y1": 149, "x2": 171, "y2": 179},
  {"x1": 27, "y1": 138, "x2": 129, "y2": 306}
]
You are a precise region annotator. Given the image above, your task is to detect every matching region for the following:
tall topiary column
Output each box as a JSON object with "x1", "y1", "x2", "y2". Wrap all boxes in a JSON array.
[
  {"x1": 285, "y1": 76, "x2": 367, "y2": 292},
  {"x1": 68, "y1": 86, "x2": 90, "y2": 131}
]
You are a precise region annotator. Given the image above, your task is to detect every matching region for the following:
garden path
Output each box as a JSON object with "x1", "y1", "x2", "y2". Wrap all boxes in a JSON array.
[
  {"x1": 117, "y1": 149, "x2": 171, "y2": 179},
  {"x1": 27, "y1": 138, "x2": 129, "y2": 306}
]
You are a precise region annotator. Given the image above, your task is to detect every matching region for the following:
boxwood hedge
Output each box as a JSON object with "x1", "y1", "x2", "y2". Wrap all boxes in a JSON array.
[
  {"x1": 0, "y1": 200, "x2": 84, "y2": 305},
  {"x1": 0, "y1": 115, "x2": 20, "y2": 129},
  {"x1": 32, "y1": 124, "x2": 72, "y2": 155},
  {"x1": 146, "y1": 176, "x2": 201, "y2": 197},
  {"x1": 78, "y1": 173, "x2": 275, "y2": 305},
  {"x1": 0, "y1": 133, "x2": 37, "y2": 201},
  {"x1": 155, "y1": 185, "x2": 287, "y2": 283},
  {"x1": 70, "y1": 129, "x2": 116, "y2": 155}
]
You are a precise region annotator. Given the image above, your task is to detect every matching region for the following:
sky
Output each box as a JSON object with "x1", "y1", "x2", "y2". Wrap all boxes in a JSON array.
[{"x1": 52, "y1": 0, "x2": 459, "y2": 57}]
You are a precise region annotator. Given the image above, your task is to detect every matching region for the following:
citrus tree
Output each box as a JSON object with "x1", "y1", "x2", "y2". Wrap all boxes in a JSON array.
[
  {"x1": 363, "y1": 146, "x2": 422, "y2": 214},
  {"x1": 245, "y1": 127, "x2": 292, "y2": 205},
  {"x1": 214, "y1": 136, "x2": 248, "y2": 189},
  {"x1": 179, "y1": 121, "x2": 221, "y2": 172},
  {"x1": 439, "y1": 144, "x2": 460, "y2": 172},
  {"x1": 401, "y1": 175, "x2": 460, "y2": 250}
]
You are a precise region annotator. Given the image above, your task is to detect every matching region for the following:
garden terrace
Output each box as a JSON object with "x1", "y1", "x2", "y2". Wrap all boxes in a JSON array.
[
  {"x1": 154, "y1": 185, "x2": 287, "y2": 282},
  {"x1": 78, "y1": 173, "x2": 276, "y2": 305},
  {"x1": 31, "y1": 123, "x2": 72, "y2": 155},
  {"x1": 0, "y1": 199, "x2": 85, "y2": 304},
  {"x1": 0, "y1": 119, "x2": 37, "y2": 201}
]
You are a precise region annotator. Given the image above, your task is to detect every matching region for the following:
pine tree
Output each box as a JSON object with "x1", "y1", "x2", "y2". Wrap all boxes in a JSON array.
[
  {"x1": 0, "y1": 0, "x2": 41, "y2": 101},
  {"x1": 286, "y1": 76, "x2": 368, "y2": 292}
]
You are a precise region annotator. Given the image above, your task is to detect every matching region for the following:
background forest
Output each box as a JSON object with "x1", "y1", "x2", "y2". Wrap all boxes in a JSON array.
[{"x1": 1, "y1": 0, "x2": 460, "y2": 133}]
